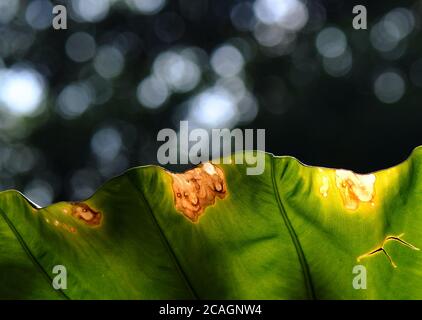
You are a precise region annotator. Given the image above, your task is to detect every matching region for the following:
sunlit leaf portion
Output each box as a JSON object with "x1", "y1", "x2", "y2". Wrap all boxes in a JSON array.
[{"x1": 2, "y1": 148, "x2": 422, "y2": 299}]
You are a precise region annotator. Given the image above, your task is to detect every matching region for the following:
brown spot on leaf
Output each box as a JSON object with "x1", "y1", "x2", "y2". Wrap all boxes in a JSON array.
[
  {"x1": 70, "y1": 202, "x2": 102, "y2": 226},
  {"x1": 170, "y1": 162, "x2": 227, "y2": 222},
  {"x1": 335, "y1": 169, "x2": 376, "y2": 210},
  {"x1": 62, "y1": 223, "x2": 77, "y2": 234}
]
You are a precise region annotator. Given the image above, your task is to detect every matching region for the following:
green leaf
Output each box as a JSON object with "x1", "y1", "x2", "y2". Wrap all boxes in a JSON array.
[{"x1": 1, "y1": 148, "x2": 422, "y2": 299}]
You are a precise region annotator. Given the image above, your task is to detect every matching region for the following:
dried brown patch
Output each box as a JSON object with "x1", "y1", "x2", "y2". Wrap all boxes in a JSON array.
[
  {"x1": 70, "y1": 202, "x2": 102, "y2": 226},
  {"x1": 335, "y1": 169, "x2": 376, "y2": 210},
  {"x1": 171, "y1": 162, "x2": 227, "y2": 222}
]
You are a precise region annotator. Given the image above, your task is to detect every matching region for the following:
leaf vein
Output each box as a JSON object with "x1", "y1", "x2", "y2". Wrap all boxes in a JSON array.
[
  {"x1": 271, "y1": 158, "x2": 316, "y2": 299},
  {"x1": 126, "y1": 172, "x2": 199, "y2": 299}
]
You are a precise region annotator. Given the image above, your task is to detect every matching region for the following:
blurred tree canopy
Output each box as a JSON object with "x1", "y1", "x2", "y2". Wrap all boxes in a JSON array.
[{"x1": 0, "y1": 0, "x2": 422, "y2": 205}]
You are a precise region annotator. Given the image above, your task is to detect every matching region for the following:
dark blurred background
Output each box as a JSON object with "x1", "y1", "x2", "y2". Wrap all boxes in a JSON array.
[{"x1": 0, "y1": 0, "x2": 421, "y2": 205}]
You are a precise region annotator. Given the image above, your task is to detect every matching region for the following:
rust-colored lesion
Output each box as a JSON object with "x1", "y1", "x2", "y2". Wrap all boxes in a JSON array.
[
  {"x1": 170, "y1": 162, "x2": 227, "y2": 222},
  {"x1": 335, "y1": 169, "x2": 376, "y2": 210},
  {"x1": 70, "y1": 202, "x2": 102, "y2": 226}
]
